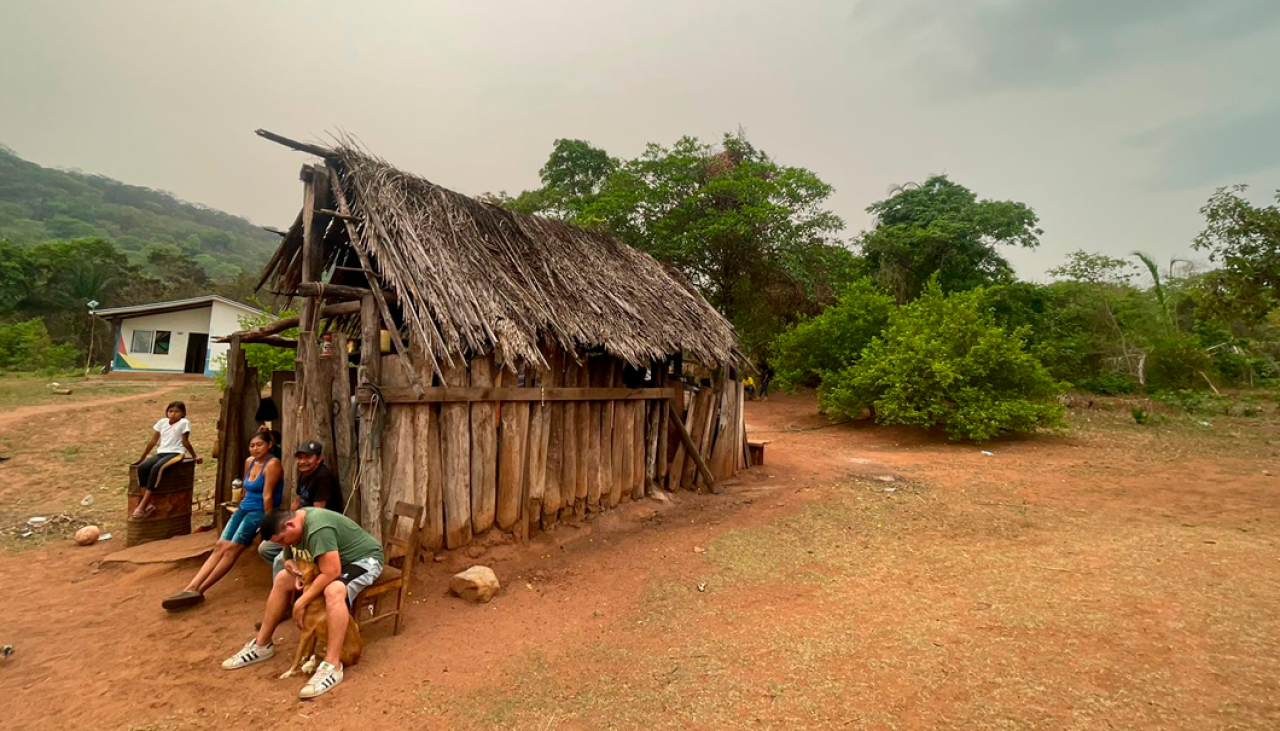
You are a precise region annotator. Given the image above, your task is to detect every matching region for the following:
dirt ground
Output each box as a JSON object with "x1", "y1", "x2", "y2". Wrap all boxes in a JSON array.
[{"x1": 1, "y1": 384, "x2": 1278, "y2": 730}]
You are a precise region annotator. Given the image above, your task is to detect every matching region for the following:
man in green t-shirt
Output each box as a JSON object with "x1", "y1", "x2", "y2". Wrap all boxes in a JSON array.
[{"x1": 220, "y1": 507, "x2": 384, "y2": 699}]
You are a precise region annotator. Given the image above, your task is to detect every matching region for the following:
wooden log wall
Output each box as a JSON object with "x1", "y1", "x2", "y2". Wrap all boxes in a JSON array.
[{"x1": 349, "y1": 348, "x2": 748, "y2": 551}]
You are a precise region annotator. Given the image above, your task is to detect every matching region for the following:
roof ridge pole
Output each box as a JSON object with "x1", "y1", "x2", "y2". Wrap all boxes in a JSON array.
[{"x1": 325, "y1": 162, "x2": 427, "y2": 398}]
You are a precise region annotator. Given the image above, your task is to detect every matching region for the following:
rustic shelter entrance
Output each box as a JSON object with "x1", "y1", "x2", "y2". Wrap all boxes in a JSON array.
[{"x1": 213, "y1": 130, "x2": 749, "y2": 548}]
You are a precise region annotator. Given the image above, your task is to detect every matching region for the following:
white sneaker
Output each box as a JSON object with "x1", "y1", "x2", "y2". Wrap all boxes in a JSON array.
[
  {"x1": 221, "y1": 639, "x2": 274, "y2": 670},
  {"x1": 299, "y1": 660, "x2": 343, "y2": 698}
]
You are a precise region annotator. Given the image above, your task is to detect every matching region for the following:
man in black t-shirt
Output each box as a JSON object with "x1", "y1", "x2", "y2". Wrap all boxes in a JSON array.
[{"x1": 258, "y1": 440, "x2": 344, "y2": 574}]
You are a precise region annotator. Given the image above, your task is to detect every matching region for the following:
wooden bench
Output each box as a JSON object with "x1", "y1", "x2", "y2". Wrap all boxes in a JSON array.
[{"x1": 354, "y1": 501, "x2": 424, "y2": 635}]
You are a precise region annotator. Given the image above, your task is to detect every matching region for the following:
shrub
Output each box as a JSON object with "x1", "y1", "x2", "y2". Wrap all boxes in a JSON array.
[
  {"x1": 1131, "y1": 406, "x2": 1150, "y2": 424},
  {"x1": 770, "y1": 279, "x2": 894, "y2": 391},
  {"x1": 0, "y1": 318, "x2": 79, "y2": 371},
  {"x1": 1145, "y1": 335, "x2": 1216, "y2": 392},
  {"x1": 818, "y1": 284, "x2": 1066, "y2": 442},
  {"x1": 1076, "y1": 372, "x2": 1141, "y2": 395}
]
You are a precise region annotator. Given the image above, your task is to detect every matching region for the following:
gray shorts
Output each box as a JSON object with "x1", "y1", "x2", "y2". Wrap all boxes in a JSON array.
[{"x1": 338, "y1": 557, "x2": 383, "y2": 608}]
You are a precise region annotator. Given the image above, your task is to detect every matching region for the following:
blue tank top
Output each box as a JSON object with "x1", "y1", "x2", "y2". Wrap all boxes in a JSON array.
[{"x1": 240, "y1": 457, "x2": 282, "y2": 512}]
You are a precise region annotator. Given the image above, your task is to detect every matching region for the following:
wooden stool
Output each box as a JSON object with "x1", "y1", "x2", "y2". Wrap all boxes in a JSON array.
[{"x1": 126, "y1": 460, "x2": 196, "y2": 546}]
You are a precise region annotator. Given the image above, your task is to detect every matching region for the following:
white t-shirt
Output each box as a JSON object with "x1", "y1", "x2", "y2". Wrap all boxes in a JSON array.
[{"x1": 153, "y1": 417, "x2": 191, "y2": 455}]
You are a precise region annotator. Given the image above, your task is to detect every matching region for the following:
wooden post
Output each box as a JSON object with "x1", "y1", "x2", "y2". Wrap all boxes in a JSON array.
[
  {"x1": 356, "y1": 295, "x2": 383, "y2": 536},
  {"x1": 542, "y1": 347, "x2": 565, "y2": 528},
  {"x1": 330, "y1": 333, "x2": 357, "y2": 519},
  {"x1": 214, "y1": 336, "x2": 243, "y2": 529},
  {"x1": 708, "y1": 371, "x2": 735, "y2": 487},
  {"x1": 525, "y1": 356, "x2": 549, "y2": 536},
  {"x1": 644, "y1": 395, "x2": 660, "y2": 496},
  {"x1": 468, "y1": 353, "x2": 498, "y2": 534},
  {"x1": 680, "y1": 389, "x2": 707, "y2": 490},
  {"x1": 439, "y1": 360, "x2": 472, "y2": 548},
  {"x1": 411, "y1": 338, "x2": 444, "y2": 552},
  {"x1": 380, "y1": 366, "x2": 416, "y2": 537},
  {"x1": 607, "y1": 362, "x2": 624, "y2": 508},
  {"x1": 571, "y1": 360, "x2": 589, "y2": 514},
  {"x1": 561, "y1": 357, "x2": 580, "y2": 519},
  {"x1": 667, "y1": 386, "x2": 688, "y2": 491},
  {"x1": 497, "y1": 363, "x2": 529, "y2": 532},
  {"x1": 298, "y1": 165, "x2": 329, "y2": 334},
  {"x1": 696, "y1": 386, "x2": 718, "y2": 492},
  {"x1": 280, "y1": 379, "x2": 297, "y2": 509},
  {"x1": 585, "y1": 358, "x2": 604, "y2": 511}
]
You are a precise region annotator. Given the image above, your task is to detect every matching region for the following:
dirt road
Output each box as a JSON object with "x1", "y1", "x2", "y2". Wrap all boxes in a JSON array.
[{"x1": 0, "y1": 393, "x2": 1277, "y2": 730}]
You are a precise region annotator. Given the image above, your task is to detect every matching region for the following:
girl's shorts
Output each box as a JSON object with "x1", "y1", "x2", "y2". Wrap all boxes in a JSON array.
[{"x1": 221, "y1": 508, "x2": 265, "y2": 546}]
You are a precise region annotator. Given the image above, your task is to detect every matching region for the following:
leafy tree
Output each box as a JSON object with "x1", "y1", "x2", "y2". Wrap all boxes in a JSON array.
[
  {"x1": 1192, "y1": 185, "x2": 1280, "y2": 322},
  {"x1": 0, "y1": 318, "x2": 78, "y2": 371},
  {"x1": 857, "y1": 176, "x2": 1041, "y2": 303},
  {"x1": 508, "y1": 132, "x2": 855, "y2": 358},
  {"x1": 819, "y1": 284, "x2": 1065, "y2": 441},
  {"x1": 770, "y1": 279, "x2": 894, "y2": 391}
]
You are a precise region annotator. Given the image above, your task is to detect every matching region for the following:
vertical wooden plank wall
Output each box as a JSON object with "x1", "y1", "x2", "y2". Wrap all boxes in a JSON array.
[
  {"x1": 356, "y1": 296, "x2": 383, "y2": 538},
  {"x1": 469, "y1": 353, "x2": 497, "y2": 534},
  {"x1": 525, "y1": 356, "x2": 550, "y2": 536},
  {"x1": 330, "y1": 333, "x2": 357, "y2": 521},
  {"x1": 562, "y1": 358, "x2": 582, "y2": 518},
  {"x1": 543, "y1": 348, "x2": 565, "y2": 530},
  {"x1": 440, "y1": 360, "x2": 472, "y2": 548},
  {"x1": 496, "y1": 363, "x2": 528, "y2": 531},
  {"x1": 411, "y1": 341, "x2": 444, "y2": 553},
  {"x1": 380, "y1": 355, "x2": 416, "y2": 535},
  {"x1": 607, "y1": 363, "x2": 624, "y2": 508}
]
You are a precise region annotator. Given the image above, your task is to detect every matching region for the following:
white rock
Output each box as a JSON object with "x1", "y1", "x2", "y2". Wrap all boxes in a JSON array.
[{"x1": 449, "y1": 566, "x2": 500, "y2": 603}]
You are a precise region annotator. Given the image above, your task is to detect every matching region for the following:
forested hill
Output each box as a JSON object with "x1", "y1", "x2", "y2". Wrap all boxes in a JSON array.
[{"x1": 0, "y1": 145, "x2": 278, "y2": 279}]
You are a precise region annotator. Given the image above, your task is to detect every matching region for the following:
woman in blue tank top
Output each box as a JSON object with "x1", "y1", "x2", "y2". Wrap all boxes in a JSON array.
[{"x1": 162, "y1": 432, "x2": 283, "y2": 611}]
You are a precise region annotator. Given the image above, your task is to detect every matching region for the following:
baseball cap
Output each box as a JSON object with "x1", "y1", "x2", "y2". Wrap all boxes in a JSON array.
[{"x1": 296, "y1": 440, "x2": 324, "y2": 456}]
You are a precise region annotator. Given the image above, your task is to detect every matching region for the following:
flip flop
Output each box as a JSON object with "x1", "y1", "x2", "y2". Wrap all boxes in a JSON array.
[
  {"x1": 131, "y1": 505, "x2": 156, "y2": 520},
  {"x1": 162, "y1": 590, "x2": 205, "y2": 611}
]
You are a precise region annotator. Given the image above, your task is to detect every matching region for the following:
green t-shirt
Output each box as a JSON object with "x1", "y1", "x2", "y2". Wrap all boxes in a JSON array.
[{"x1": 284, "y1": 507, "x2": 384, "y2": 565}]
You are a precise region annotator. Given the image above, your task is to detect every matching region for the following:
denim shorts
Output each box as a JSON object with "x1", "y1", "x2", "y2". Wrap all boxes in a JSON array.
[{"x1": 220, "y1": 508, "x2": 265, "y2": 546}]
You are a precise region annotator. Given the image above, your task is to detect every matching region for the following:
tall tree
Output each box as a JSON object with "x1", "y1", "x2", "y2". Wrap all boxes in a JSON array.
[
  {"x1": 507, "y1": 132, "x2": 855, "y2": 357},
  {"x1": 1193, "y1": 185, "x2": 1280, "y2": 321},
  {"x1": 857, "y1": 176, "x2": 1041, "y2": 303}
]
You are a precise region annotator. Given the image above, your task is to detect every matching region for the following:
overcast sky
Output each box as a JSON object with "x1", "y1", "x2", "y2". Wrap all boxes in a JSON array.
[{"x1": 3, "y1": 0, "x2": 1278, "y2": 278}]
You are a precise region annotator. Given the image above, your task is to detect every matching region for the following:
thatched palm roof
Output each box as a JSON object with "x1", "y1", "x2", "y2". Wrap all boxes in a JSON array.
[{"x1": 260, "y1": 135, "x2": 739, "y2": 371}]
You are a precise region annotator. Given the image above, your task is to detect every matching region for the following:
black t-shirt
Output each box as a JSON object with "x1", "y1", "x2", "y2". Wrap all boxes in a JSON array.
[{"x1": 298, "y1": 461, "x2": 343, "y2": 512}]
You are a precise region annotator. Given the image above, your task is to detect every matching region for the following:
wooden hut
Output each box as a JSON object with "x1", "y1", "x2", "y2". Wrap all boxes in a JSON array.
[{"x1": 213, "y1": 130, "x2": 750, "y2": 547}]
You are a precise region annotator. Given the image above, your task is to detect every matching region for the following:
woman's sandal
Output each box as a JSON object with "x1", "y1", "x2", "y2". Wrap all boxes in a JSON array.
[{"x1": 131, "y1": 505, "x2": 156, "y2": 520}]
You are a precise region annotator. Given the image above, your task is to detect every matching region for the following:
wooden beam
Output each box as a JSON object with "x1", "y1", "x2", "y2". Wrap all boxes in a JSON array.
[
  {"x1": 216, "y1": 300, "x2": 361, "y2": 343},
  {"x1": 357, "y1": 386, "x2": 680, "y2": 404},
  {"x1": 241, "y1": 335, "x2": 298, "y2": 348},
  {"x1": 670, "y1": 405, "x2": 717, "y2": 492},
  {"x1": 255, "y1": 129, "x2": 333, "y2": 158},
  {"x1": 326, "y1": 164, "x2": 425, "y2": 398},
  {"x1": 297, "y1": 282, "x2": 397, "y2": 303}
]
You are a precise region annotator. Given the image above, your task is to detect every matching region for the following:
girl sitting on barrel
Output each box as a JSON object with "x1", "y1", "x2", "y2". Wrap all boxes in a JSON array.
[{"x1": 132, "y1": 401, "x2": 201, "y2": 519}]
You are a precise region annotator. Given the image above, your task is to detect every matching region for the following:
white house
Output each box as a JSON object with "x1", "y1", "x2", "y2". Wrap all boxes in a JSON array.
[{"x1": 94, "y1": 295, "x2": 265, "y2": 376}]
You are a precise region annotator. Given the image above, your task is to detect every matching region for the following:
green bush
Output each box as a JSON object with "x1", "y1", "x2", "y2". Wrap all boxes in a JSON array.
[
  {"x1": 1145, "y1": 335, "x2": 1215, "y2": 392},
  {"x1": 770, "y1": 279, "x2": 894, "y2": 391},
  {"x1": 0, "y1": 318, "x2": 79, "y2": 371},
  {"x1": 1076, "y1": 372, "x2": 1141, "y2": 395},
  {"x1": 818, "y1": 285, "x2": 1066, "y2": 442}
]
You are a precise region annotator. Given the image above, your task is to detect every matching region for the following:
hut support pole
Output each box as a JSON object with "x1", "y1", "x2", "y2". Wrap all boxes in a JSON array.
[
  {"x1": 670, "y1": 407, "x2": 716, "y2": 492},
  {"x1": 325, "y1": 164, "x2": 426, "y2": 398},
  {"x1": 356, "y1": 295, "x2": 384, "y2": 536}
]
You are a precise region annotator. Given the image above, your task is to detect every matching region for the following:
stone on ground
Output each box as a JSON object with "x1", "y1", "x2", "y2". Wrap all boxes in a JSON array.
[{"x1": 450, "y1": 565, "x2": 501, "y2": 603}]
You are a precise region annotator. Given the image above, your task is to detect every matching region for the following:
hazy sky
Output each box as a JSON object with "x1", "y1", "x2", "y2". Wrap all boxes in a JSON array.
[{"x1": 4, "y1": 1, "x2": 1279, "y2": 278}]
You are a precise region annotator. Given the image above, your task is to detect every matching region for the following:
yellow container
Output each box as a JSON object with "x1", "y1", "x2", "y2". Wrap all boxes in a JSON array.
[{"x1": 380, "y1": 329, "x2": 391, "y2": 354}]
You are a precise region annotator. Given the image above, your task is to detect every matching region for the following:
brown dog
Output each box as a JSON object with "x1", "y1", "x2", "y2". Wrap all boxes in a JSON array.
[{"x1": 279, "y1": 560, "x2": 363, "y2": 679}]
